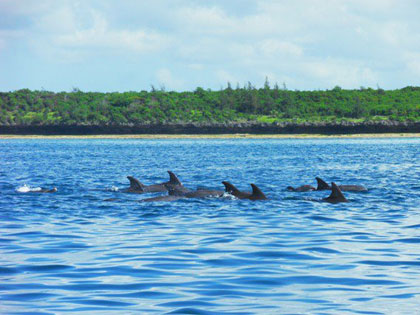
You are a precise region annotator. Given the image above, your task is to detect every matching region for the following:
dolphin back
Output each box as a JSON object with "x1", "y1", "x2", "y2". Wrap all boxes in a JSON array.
[
  {"x1": 339, "y1": 184, "x2": 368, "y2": 192},
  {"x1": 166, "y1": 184, "x2": 191, "y2": 196}
]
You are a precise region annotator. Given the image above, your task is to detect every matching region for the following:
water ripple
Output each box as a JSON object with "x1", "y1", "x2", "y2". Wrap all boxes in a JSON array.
[{"x1": 1, "y1": 138, "x2": 420, "y2": 314}]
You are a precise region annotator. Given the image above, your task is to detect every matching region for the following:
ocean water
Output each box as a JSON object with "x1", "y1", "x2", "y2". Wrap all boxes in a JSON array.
[{"x1": 1, "y1": 138, "x2": 420, "y2": 314}]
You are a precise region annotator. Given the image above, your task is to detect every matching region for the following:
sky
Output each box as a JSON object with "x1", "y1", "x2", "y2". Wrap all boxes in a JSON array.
[{"x1": 1, "y1": 0, "x2": 420, "y2": 92}]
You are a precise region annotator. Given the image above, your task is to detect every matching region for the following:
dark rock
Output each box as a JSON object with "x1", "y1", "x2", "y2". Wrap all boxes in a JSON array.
[{"x1": 1, "y1": 121, "x2": 420, "y2": 135}]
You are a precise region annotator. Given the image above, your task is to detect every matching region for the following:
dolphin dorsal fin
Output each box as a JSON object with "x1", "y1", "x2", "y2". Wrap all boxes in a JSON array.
[
  {"x1": 127, "y1": 176, "x2": 144, "y2": 191},
  {"x1": 328, "y1": 182, "x2": 347, "y2": 201},
  {"x1": 167, "y1": 171, "x2": 182, "y2": 186},
  {"x1": 316, "y1": 177, "x2": 331, "y2": 190},
  {"x1": 251, "y1": 184, "x2": 267, "y2": 199},
  {"x1": 222, "y1": 181, "x2": 239, "y2": 194}
]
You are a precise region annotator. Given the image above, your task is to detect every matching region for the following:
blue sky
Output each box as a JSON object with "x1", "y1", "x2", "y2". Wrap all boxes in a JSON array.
[{"x1": 1, "y1": 0, "x2": 420, "y2": 92}]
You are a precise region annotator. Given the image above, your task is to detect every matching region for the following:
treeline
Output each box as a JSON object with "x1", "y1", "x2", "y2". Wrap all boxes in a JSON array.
[{"x1": 1, "y1": 83, "x2": 420, "y2": 126}]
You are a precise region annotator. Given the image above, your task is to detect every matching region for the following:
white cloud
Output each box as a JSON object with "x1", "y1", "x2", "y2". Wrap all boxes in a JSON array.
[
  {"x1": 303, "y1": 58, "x2": 377, "y2": 88},
  {"x1": 29, "y1": 4, "x2": 170, "y2": 62},
  {"x1": 35, "y1": 6, "x2": 79, "y2": 34},
  {"x1": 0, "y1": 0, "x2": 56, "y2": 16},
  {"x1": 259, "y1": 40, "x2": 303, "y2": 58},
  {"x1": 55, "y1": 13, "x2": 168, "y2": 53},
  {"x1": 187, "y1": 63, "x2": 204, "y2": 70},
  {"x1": 0, "y1": 30, "x2": 24, "y2": 52},
  {"x1": 175, "y1": 6, "x2": 235, "y2": 35},
  {"x1": 1, "y1": 0, "x2": 420, "y2": 91},
  {"x1": 379, "y1": 22, "x2": 409, "y2": 46},
  {"x1": 54, "y1": 12, "x2": 166, "y2": 52},
  {"x1": 215, "y1": 69, "x2": 238, "y2": 85},
  {"x1": 403, "y1": 52, "x2": 420, "y2": 76},
  {"x1": 156, "y1": 68, "x2": 184, "y2": 90}
]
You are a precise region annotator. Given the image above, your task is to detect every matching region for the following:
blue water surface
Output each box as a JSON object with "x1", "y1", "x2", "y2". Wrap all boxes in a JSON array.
[{"x1": 0, "y1": 138, "x2": 420, "y2": 314}]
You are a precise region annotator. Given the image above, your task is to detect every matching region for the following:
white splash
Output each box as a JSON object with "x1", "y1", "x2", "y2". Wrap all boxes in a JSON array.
[
  {"x1": 222, "y1": 192, "x2": 236, "y2": 199},
  {"x1": 110, "y1": 186, "x2": 119, "y2": 192},
  {"x1": 16, "y1": 184, "x2": 42, "y2": 193}
]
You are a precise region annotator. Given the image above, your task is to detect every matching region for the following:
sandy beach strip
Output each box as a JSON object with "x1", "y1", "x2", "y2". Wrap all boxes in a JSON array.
[{"x1": 1, "y1": 133, "x2": 420, "y2": 139}]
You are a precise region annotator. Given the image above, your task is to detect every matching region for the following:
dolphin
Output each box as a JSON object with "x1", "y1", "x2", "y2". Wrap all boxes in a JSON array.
[
  {"x1": 184, "y1": 189, "x2": 224, "y2": 198},
  {"x1": 315, "y1": 177, "x2": 331, "y2": 190},
  {"x1": 123, "y1": 176, "x2": 144, "y2": 193},
  {"x1": 194, "y1": 187, "x2": 225, "y2": 197},
  {"x1": 123, "y1": 171, "x2": 182, "y2": 193},
  {"x1": 33, "y1": 187, "x2": 57, "y2": 193},
  {"x1": 165, "y1": 171, "x2": 183, "y2": 189},
  {"x1": 166, "y1": 183, "x2": 224, "y2": 198},
  {"x1": 287, "y1": 185, "x2": 316, "y2": 192},
  {"x1": 322, "y1": 182, "x2": 348, "y2": 203},
  {"x1": 141, "y1": 189, "x2": 222, "y2": 202},
  {"x1": 142, "y1": 179, "x2": 223, "y2": 202},
  {"x1": 141, "y1": 195, "x2": 185, "y2": 202},
  {"x1": 166, "y1": 182, "x2": 191, "y2": 195},
  {"x1": 316, "y1": 177, "x2": 367, "y2": 192},
  {"x1": 222, "y1": 181, "x2": 267, "y2": 200}
]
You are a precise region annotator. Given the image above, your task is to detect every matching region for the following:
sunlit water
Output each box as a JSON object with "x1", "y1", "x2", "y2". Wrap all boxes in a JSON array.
[{"x1": 1, "y1": 138, "x2": 420, "y2": 314}]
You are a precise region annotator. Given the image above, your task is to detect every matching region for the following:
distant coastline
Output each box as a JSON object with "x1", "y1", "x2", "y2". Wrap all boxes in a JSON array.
[
  {"x1": 2, "y1": 87, "x2": 420, "y2": 128},
  {"x1": 1, "y1": 120, "x2": 420, "y2": 137},
  {"x1": 2, "y1": 134, "x2": 420, "y2": 140},
  {"x1": 2, "y1": 87, "x2": 420, "y2": 136}
]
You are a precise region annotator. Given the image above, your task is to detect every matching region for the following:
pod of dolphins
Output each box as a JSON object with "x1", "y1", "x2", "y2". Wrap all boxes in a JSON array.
[
  {"x1": 287, "y1": 177, "x2": 367, "y2": 192},
  {"x1": 123, "y1": 171, "x2": 268, "y2": 202},
  {"x1": 26, "y1": 171, "x2": 367, "y2": 204}
]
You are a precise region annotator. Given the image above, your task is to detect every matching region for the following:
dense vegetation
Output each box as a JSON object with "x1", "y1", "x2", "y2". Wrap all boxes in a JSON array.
[{"x1": 1, "y1": 83, "x2": 420, "y2": 126}]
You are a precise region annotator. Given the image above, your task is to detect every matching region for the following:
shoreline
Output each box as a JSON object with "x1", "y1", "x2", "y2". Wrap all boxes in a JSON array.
[
  {"x1": 1, "y1": 133, "x2": 420, "y2": 139},
  {"x1": 1, "y1": 121, "x2": 420, "y2": 136}
]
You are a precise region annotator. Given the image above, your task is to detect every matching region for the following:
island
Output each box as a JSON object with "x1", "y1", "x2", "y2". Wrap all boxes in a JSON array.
[{"x1": 1, "y1": 84, "x2": 419, "y2": 135}]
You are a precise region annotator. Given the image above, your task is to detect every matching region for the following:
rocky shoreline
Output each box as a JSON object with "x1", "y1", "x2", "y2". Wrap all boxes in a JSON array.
[{"x1": 1, "y1": 120, "x2": 420, "y2": 135}]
